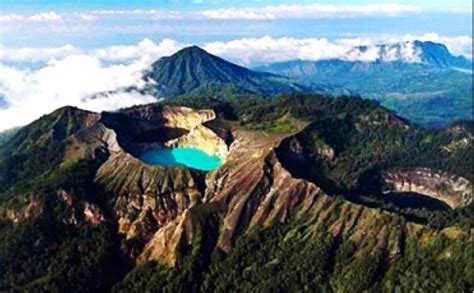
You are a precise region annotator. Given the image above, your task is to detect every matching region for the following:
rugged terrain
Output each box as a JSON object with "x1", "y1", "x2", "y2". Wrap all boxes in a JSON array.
[
  {"x1": 256, "y1": 41, "x2": 473, "y2": 127},
  {"x1": 0, "y1": 94, "x2": 472, "y2": 292},
  {"x1": 142, "y1": 46, "x2": 337, "y2": 99}
]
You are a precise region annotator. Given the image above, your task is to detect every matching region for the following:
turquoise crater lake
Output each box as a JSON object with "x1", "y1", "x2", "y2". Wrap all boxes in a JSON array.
[{"x1": 139, "y1": 147, "x2": 222, "y2": 171}]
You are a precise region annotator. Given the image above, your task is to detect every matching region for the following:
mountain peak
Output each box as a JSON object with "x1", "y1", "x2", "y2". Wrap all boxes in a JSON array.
[
  {"x1": 412, "y1": 40, "x2": 471, "y2": 69},
  {"x1": 413, "y1": 40, "x2": 449, "y2": 51},
  {"x1": 173, "y1": 45, "x2": 209, "y2": 56},
  {"x1": 144, "y1": 45, "x2": 314, "y2": 98}
]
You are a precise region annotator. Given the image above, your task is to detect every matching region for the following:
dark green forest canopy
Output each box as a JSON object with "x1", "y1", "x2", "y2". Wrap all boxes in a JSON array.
[{"x1": 0, "y1": 93, "x2": 472, "y2": 292}]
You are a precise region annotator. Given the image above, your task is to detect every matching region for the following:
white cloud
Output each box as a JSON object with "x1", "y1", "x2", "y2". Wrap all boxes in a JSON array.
[
  {"x1": 90, "y1": 4, "x2": 421, "y2": 20},
  {"x1": 93, "y1": 38, "x2": 185, "y2": 62},
  {"x1": 27, "y1": 11, "x2": 62, "y2": 22},
  {"x1": 0, "y1": 14, "x2": 24, "y2": 22},
  {"x1": 417, "y1": 33, "x2": 473, "y2": 59},
  {"x1": 0, "y1": 11, "x2": 62, "y2": 23},
  {"x1": 0, "y1": 38, "x2": 189, "y2": 131},
  {"x1": 0, "y1": 3, "x2": 422, "y2": 24},
  {"x1": 0, "y1": 34, "x2": 471, "y2": 131},
  {"x1": 203, "y1": 34, "x2": 473, "y2": 65},
  {"x1": 0, "y1": 55, "x2": 155, "y2": 131},
  {"x1": 77, "y1": 13, "x2": 95, "y2": 21},
  {"x1": 201, "y1": 8, "x2": 276, "y2": 20},
  {"x1": 0, "y1": 38, "x2": 186, "y2": 63},
  {"x1": 0, "y1": 44, "x2": 81, "y2": 63},
  {"x1": 200, "y1": 3, "x2": 421, "y2": 20},
  {"x1": 203, "y1": 36, "x2": 419, "y2": 65},
  {"x1": 337, "y1": 33, "x2": 473, "y2": 59},
  {"x1": 91, "y1": 9, "x2": 162, "y2": 15}
]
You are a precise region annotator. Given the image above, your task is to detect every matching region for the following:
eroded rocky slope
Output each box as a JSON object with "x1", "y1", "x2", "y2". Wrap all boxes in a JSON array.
[{"x1": 0, "y1": 96, "x2": 472, "y2": 292}]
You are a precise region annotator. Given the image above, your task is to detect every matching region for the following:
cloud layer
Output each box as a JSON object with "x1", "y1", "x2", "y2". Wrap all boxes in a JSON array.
[
  {"x1": 0, "y1": 38, "x2": 188, "y2": 131},
  {"x1": 204, "y1": 34, "x2": 473, "y2": 65},
  {"x1": 0, "y1": 34, "x2": 472, "y2": 131},
  {"x1": 0, "y1": 11, "x2": 62, "y2": 22},
  {"x1": 0, "y1": 4, "x2": 422, "y2": 23},
  {"x1": 200, "y1": 4, "x2": 421, "y2": 20},
  {"x1": 0, "y1": 56, "x2": 156, "y2": 131},
  {"x1": 1, "y1": 33, "x2": 471, "y2": 66}
]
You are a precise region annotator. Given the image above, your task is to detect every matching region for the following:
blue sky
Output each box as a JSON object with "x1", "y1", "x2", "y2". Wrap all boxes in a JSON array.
[
  {"x1": 0, "y1": 0, "x2": 472, "y2": 48},
  {"x1": 1, "y1": 0, "x2": 472, "y2": 12}
]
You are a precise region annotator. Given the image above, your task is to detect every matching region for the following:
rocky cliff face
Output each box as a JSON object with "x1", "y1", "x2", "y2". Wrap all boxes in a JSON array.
[
  {"x1": 133, "y1": 119, "x2": 473, "y2": 269},
  {"x1": 91, "y1": 106, "x2": 229, "y2": 256},
  {"x1": 383, "y1": 169, "x2": 473, "y2": 208},
  {"x1": 137, "y1": 126, "x2": 321, "y2": 264},
  {"x1": 165, "y1": 124, "x2": 228, "y2": 158}
]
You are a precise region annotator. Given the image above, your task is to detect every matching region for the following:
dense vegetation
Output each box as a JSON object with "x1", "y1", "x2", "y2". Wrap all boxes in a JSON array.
[
  {"x1": 0, "y1": 93, "x2": 472, "y2": 292},
  {"x1": 142, "y1": 46, "x2": 322, "y2": 99},
  {"x1": 0, "y1": 161, "x2": 125, "y2": 292},
  {"x1": 0, "y1": 107, "x2": 124, "y2": 291},
  {"x1": 115, "y1": 217, "x2": 473, "y2": 292},
  {"x1": 164, "y1": 94, "x2": 473, "y2": 229},
  {"x1": 257, "y1": 57, "x2": 473, "y2": 128}
]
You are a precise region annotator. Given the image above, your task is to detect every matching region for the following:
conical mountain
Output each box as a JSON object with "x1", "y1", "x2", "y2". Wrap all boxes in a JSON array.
[{"x1": 144, "y1": 46, "x2": 328, "y2": 98}]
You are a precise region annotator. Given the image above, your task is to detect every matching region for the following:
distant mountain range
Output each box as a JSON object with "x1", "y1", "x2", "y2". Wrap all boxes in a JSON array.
[
  {"x1": 142, "y1": 46, "x2": 342, "y2": 98},
  {"x1": 255, "y1": 41, "x2": 473, "y2": 127},
  {"x1": 1, "y1": 41, "x2": 470, "y2": 134},
  {"x1": 412, "y1": 41, "x2": 472, "y2": 69},
  {"x1": 341, "y1": 41, "x2": 472, "y2": 69},
  {"x1": 138, "y1": 41, "x2": 472, "y2": 128}
]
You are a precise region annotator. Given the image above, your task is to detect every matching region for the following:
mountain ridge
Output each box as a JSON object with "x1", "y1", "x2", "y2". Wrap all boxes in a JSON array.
[
  {"x1": 255, "y1": 41, "x2": 473, "y2": 128},
  {"x1": 142, "y1": 45, "x2": 341, "y2": 98},
  {"x1": 0, "y1": 94, "x2": 472, "y2": 291},
  {"x1": 413, "y1": 40, "x2": 472, "y2": 69}
]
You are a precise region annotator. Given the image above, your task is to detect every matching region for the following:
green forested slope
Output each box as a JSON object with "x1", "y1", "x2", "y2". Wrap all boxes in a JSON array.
[{"x1": 0, "y1": 94, "x2": 472, "y2": 292}]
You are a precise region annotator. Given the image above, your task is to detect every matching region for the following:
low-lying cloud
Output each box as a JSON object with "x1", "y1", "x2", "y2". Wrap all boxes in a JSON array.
[
  {"x1": 0, "y1": 38, "x2": 187, "y2": 131},
  {"x1": 0, "y1": 38, "x2": 183, "y2": 64},
  {"x1": 1, "y1": 33, "x2": 471, "y2": 66},
  {"x1": 0, "y1": 56, "x2": 156, "y2": 131},
  {"x1": 204, "y1": 34, "x2": 473, "y2": 65},
  {"x1": 0, "y1": 33, "x2": 472, "y2": 131}
]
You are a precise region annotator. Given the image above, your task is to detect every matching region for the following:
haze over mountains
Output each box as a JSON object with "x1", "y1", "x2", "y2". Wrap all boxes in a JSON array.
[
  {"x1": 256, "y1": 41, "x2": 473, "y2": 127},
  {"x1": 139, "y1": 40, "x2": 472, "y2": 127}
]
